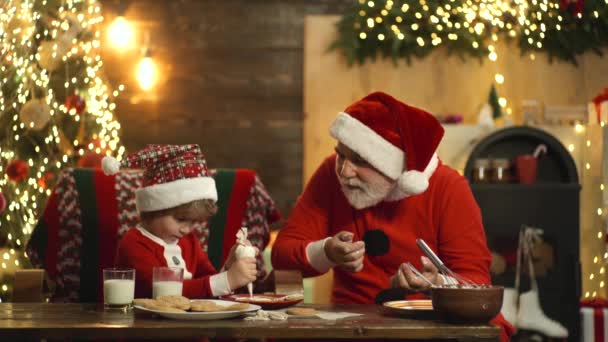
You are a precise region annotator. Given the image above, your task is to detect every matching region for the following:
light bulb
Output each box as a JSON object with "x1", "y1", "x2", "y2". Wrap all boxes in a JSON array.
[
  {"x1": 136, "y1": 52, "x2": 157, "y2": 91},
  {"x1": 108, "y1": 16, "x2": 134, "y2": 50}
]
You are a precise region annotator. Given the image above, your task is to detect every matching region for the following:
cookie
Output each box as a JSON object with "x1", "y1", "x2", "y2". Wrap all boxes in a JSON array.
[
  {"x1": 190, "y1": 301, "x2": 223, "y2": 312},
  {"x1": 133, "y1": 298, "x2": 157, "y2": 306},
  {"x1": 225, "y1": 303, "x2": 250, "y2": 311},
  {"x1": 156, "y1": 295, "x2": 191, "y2": 311},
  {"x1": 145, "y1": 302, "x2": 186, "y2": 313},
  {"x1": 286, "y1": 307, "x2": 318, "y2": 316}
]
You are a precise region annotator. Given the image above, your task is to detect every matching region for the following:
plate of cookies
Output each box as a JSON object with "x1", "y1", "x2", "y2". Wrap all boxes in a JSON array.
[
  {"x1": 223, "y1": 293, "x2": 304, "y2": 310},
  {"x1": 134, "y1": 296, "x2": 260, "y2": 320}
]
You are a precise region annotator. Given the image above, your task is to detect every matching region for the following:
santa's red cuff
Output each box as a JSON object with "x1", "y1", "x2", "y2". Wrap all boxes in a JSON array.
[
  {"x1": 210, "y1": 271, "x2": 231, "y2": 297},
  {"x1": 306, "y1": 237, "x2": 336, "y2": 273}
]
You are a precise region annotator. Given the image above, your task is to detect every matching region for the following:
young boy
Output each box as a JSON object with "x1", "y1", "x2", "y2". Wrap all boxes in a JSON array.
[{"x1": 103, "y1": 144, "x2": 257, "y2": 299}]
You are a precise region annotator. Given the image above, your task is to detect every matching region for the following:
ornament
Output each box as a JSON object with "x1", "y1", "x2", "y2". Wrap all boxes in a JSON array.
[
  {"x1": 6, "y1": 160, "x2": 29, "y2": 182},
  {"x1": 37, "y1": 38, "x2": 70, "y2": 71},
  {"x1": 62, "y1": 14, "x2": 83, "y2": 41},
  {"x1": 19, "y1": 98, "x2": 51, "y2": 130},
  {"x1": 560, "y1": 0, "x2": 585, "y2": 15},
  {"x1": 0, "y1": 191, "x2": 6, "y2": 215},
  {"x1": 65, "y1": 94, "x2": 86, "y2": 114},
  {"x1": 37, "y1": 172, "x2": 55, "y2": 190},
  {"x1": 77, "y1": 153, "x2": 105, "y2": 169}
]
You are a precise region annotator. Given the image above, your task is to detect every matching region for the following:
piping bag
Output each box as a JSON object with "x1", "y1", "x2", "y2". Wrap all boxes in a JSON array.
[{"x1": 235, "y1": 227, "x2": 255, "y2": 297}]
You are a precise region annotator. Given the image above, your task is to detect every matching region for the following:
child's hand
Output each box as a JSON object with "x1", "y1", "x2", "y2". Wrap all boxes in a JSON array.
[
  {"x1": 222, "y1": 243, "x2": 258, "y2": 272},
  {"x1": 226, "y1": 257, "x2": 257, "y2": 290}
]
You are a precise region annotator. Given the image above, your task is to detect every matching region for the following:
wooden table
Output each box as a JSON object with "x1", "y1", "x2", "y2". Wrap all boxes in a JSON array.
[{"x1": 0, "y1": 303, "x2": 500, "y2": 341}]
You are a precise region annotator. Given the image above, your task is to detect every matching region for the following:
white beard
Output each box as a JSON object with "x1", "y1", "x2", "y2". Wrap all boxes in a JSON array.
[{"x1": 339, "y1": 177, "x2": 395, "y2": 209}]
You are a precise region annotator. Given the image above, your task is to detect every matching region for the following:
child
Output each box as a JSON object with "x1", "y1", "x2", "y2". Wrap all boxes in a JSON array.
[{"x1": 103, "y1": 144, "x2": 257, "y2": 298}]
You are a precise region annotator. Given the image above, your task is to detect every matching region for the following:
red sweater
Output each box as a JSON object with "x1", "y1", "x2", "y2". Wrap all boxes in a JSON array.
[
  {"x1": 115, "y1": 228, "x2": 218, "y2": 299},
  {"x1": 272, "y1": 155, "x2": 513, "y2": 341}
]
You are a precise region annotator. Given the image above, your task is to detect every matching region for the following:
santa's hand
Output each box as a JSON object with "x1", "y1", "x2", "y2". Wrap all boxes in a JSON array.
[
  {"x1": 226, "y1": 257, "x2": 257, "y2": 290},
  {"x1": 324, "y1": 231, "x2": 365, "y2": 273},
  {"x1": 390, "y1": 256, "x2": 443, "y2": 292}
]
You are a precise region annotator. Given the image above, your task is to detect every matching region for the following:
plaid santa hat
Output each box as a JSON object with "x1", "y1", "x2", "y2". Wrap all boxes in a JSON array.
[
  {"x1": 102, "y1": 144, "x2": 217, "y2": 212},
  {"x1": 330, "y1": 91, "x2": 444, "y2": 195}
]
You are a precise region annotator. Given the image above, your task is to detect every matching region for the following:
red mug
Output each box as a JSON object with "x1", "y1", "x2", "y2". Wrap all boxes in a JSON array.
[{"x1": 515, "y1": 155, "x2": 537, "y2": 184}]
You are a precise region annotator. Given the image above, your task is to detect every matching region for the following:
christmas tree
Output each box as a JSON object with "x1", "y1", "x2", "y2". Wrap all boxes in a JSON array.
[{"x1": 0, "y1": 0, "x2": 124, "y2": 301}]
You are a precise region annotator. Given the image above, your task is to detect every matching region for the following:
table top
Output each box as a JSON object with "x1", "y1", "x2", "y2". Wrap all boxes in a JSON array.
[{"x1": 0, "y1": 302, "x2": 500, "y2": 341}]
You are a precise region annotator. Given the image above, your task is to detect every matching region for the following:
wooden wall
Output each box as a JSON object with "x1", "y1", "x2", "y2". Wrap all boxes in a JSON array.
[{"x1": 98, "y1": 0, "x2": 354, "y2": 216}]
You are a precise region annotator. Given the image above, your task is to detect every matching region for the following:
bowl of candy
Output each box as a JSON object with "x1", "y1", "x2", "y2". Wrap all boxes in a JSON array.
[{"x1": 430, "y1": 284, "x2": 503, "y2": 324}]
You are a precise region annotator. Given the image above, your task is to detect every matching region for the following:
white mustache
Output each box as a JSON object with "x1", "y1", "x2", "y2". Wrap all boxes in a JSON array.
[{"x1": 341, "y1": 178, "x2": 363, "y2": 187}]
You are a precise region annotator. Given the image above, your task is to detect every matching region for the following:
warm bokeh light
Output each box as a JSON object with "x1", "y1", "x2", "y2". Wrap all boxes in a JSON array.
[
  {"x1": 136, "y1": 54, "x2": 157, "y2": 90},
  {"x1": 107, "y1": 16, "x2": 134, "y2": 49}
]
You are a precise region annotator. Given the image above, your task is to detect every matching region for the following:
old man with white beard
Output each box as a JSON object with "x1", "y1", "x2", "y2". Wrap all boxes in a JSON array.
[{"x1": 271, "y1": 91, "x2": 513, "y2": 342}]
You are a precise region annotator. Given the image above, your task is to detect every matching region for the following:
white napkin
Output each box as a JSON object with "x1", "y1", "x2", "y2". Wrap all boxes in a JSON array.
[
  {"x1": 244, "y1": 309, "x2": 288, "y2": 321},
  {"x1": 315, "y1": 311, "x2": 362, "y2": 320},
  {"x1": 279, "y1": 309, "x2": 362, "y2": 320}
]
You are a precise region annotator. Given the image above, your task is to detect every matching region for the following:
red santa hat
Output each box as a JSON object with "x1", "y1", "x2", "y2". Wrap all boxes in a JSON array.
[
  {"x1": 329, "y1": 92, "x2": 444, "y2": 195},
  {"x1": 101, "y1": 144, "x2": 217, "y2": 212}
]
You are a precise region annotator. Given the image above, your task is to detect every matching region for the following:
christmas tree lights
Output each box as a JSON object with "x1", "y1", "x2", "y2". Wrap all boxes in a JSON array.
[{"x1": 0, "y1": 0, "x2": 125, "y2": 301}]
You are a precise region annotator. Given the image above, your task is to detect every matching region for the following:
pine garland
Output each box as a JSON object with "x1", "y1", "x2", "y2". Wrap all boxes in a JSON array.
[{"x1": 330, "y1": 0, "x2": 608, "y2": 66}]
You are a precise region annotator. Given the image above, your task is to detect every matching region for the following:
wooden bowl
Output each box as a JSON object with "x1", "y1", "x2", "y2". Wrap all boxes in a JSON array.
[{"x1": 430, "y1": 285, "x2": 503, "y2": 324}]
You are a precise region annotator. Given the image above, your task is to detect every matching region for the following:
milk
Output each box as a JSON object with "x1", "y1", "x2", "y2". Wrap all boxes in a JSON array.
[
  {"x1": 153, "y1": 281, "x2": 183, "y2": 298},
  {"x1": 103, "y1": 279, "x2": 135, "y2": 306}
]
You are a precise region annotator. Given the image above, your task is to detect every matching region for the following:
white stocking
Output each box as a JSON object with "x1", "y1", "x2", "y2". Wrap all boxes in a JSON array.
[
  {"x1": 517, "y1": 289, "x2": 568, "y2": 338},
  {"x1": 501, "y1": 287, "x2": 519, "y2": 327},
  {"x1": 516, "y1": 226, "x2": 568, "y2": 338}
]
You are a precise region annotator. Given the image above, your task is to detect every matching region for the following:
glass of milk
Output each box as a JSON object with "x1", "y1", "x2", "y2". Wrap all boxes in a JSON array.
[
  {"x1": 103, "y1": 268, "x2": 135, "y2": 311},
  {"x1": 152, "y1": 267, "x2": 184, "y2": 298}
]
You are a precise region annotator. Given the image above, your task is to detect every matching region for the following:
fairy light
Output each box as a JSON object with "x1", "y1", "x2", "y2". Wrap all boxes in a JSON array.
[
  {"x1": 0, "y1": 0, "x2": 125, "y2": 298},
  {"x1": 580, "y1": 123, "x2": 608, "y2": 298}
]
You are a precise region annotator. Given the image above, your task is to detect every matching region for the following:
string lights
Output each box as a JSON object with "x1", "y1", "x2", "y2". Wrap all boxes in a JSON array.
[
  {"x1": 332, "y1": 0, "x2": 608, "y2": 66},
  {"x1": 579, "y1": 123, "x2": 608, "y2": 299},
  {"x1": 0, "y1": 0, "x2": 125, "y2": 300}
]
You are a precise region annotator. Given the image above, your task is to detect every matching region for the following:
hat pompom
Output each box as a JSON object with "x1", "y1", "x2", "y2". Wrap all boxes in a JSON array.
[
  {"x1": 101, "y1": 156, "x2": 120, "y2": 175},
  {"x1": 397, "y1": 170, "x2": 429, "y2": 195}
]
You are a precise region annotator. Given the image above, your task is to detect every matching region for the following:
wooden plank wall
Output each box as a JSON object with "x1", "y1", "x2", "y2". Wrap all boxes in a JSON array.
[{"x1": 98, "y1": 0, "x2": 354, "y2": 216}]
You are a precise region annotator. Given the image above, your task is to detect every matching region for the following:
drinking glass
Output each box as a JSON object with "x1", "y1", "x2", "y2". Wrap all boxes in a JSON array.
[
  {"x1": 152, "y1": 267, "x2": 184, "y2": 298},
  {"x1": 103, "y1": 268, "x2": 135, "y2": 311}
]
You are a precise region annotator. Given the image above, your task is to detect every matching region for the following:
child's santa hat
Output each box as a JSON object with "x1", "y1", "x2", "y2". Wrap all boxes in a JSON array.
[
  {"x1": 330, "y1": 92, "x2": 444, "y2": 195},
  {"x1": 101, "y1": 144, "x2": 217, "y2": 212}
]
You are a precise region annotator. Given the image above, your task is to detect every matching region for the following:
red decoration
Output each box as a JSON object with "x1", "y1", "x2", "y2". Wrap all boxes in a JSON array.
[
  {"x1": 592, "y1": 88, "x2": 608, "y2": 123},
  {"x1": 560, "y1": 0, "x2": 585, "y2": 15},
  {"x1": 6, "y1": 159, "x2": 29, "y2": 182},
  {"x1": 65, "y1": 94, "x2": 86, "y2": 114},
  {"x1": 37, "y1": 172, "x2": 55, "y2": 190},
  {"x1": 0, "y1": 191, "x2": 6, "y2": 215},
  {"x1": 77, "y1": 153, "x2": 105, "y2": 168},
  {"x1": 581, "y1": 298, "x2": 608, "y2": 308}
]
